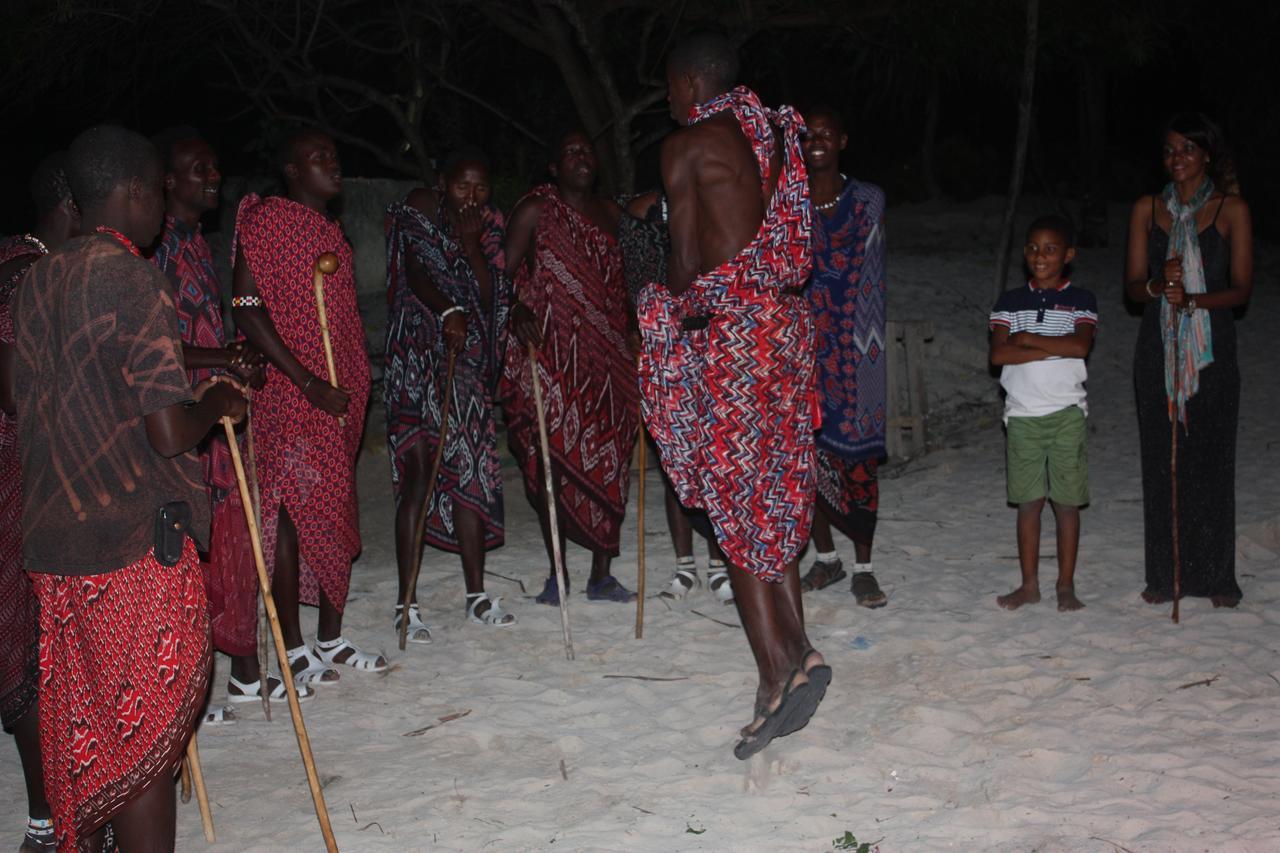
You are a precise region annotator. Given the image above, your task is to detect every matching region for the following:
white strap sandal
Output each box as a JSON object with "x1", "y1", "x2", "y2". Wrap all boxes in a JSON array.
[
  {"x1": 203, "y1": 704, "x2": 238, "y2": 726},
  {"x1": 313, "y1": 636, "x2": 389, "y2": 673},
  {"x1": 660, "y1": 559, "x2": 700, "y2": 599},
  {"x1": 285, "y1": 644, "x2": 342, "y2": 686},
  {"x1": 393, "y1": 604, "x2": 433, "y2": 644},
  {"x1": 467, "y1": 592, "x2": 516, "y2": 626},
  {"x1": 227, "y1": 673, "x2": 315, "y2": 704},
  {"x1": 707, "y1": 563, "x2": 734, "y2": 605}
]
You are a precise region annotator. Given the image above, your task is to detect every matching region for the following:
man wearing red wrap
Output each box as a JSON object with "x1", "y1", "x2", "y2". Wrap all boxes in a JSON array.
[
  {"x1": 151, "y1": 128, "x2": 281, "y2": 720},
  {"x1": 638, "y1": 33, "x2": 829, "y2": 759},
  {"x1": 13, "y1": 124, "x2": 246, "y2": 851},
  {"x1": 1, "y1": 152, "x2": 78, "y2": 853},
  {"x1": 503, "y1": 129, "x2": 640, "y2": 605},
  {"x1": 232, "y1": 129, "x2": 383, "y2": 685}
]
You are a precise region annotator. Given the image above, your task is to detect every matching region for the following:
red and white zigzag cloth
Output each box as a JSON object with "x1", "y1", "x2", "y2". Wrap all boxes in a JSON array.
[{"x1": 637, "y1": 87, "x2": 817, "y2": 582}]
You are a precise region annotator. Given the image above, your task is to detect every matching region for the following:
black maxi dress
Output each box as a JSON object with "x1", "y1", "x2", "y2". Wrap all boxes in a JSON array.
[{"x1": 1134, "y1": 198, "x2": 1242, "y2": 601}]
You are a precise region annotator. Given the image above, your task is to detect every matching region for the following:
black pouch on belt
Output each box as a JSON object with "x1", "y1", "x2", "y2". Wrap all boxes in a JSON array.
[{"x1": 154, "y1": 501, "x2": 192, "y2": 566}]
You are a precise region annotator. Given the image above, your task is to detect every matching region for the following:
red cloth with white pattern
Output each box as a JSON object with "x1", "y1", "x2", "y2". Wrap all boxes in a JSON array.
[
  {"x1": 499, "y1": 185, "x2": 638, "y2": 555},
  {"x1": 0, "y1": 236, "x2": 42, "y2": 731},
  {"x1": 233, "y1": 195, "x2": 370, "y2": 610},
  {"x1": 153, "y1": 217, "x2": 258, "y2": 655},
  {"x1": 636, "y1": 87, "x2": 816, "y2": 582},
  {"x1": 32, "y1": 541, "x2": 209, "y2": 851}
]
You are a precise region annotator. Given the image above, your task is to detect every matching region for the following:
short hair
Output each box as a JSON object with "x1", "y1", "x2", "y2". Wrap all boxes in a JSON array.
[
  {"x1": 30, "y1": 151, "x2": 73, "y2": 213},
  {"x1": 805, "y1": 104, "x2": 845, "y2": 132},
  {"x1": 668, "y1": 30, "x2": 739, "y2": 90},
  {"x1": 442, "y1": 145, "x2": 491, "y2": 180},
  {"x1": 66, "y1": 124, "x2": 161, "y2": 208},
  {"x1": 1163, "y1": 112, "x2": 1240, "y2": 195},
  {"x1": 150, "y1": 125, "x2": 205, "y2": 172},
  {"x1": 276, "y1": 126, "x2": 326, "y2": 172},
  {"x1": 1026, "y1": 213, "x2": 1076, "y2": 248}
]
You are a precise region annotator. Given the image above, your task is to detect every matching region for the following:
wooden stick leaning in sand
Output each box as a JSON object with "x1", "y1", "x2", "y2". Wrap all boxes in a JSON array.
[
  {"x1": 528, "y1": 342, "x2": 575, "y2": 660},
  {"x1": 243, "y1": 414, "x2": 271, "y2": 721},
  {"x1": 398, "y1": 349, "x2": 458, "y2": 651},
  {"x1": 222, "y1": 417, "x2": 339, "y2": 852},
  {"x1": 312, "y1": 252, "x2": 345, "y2": 428},
  {"x1": 635, "y1": 416, "x2": 646, "y2": 640},
  {"x1": 1170, "y1": 324, "x2": 1182, "y2": 625},
  {"x1": 185, "y1": 735, "x2": 216, "y2": 843}
]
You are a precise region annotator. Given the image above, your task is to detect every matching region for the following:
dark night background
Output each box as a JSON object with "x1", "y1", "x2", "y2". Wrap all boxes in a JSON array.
[{"x1": 1, "y1": 0, "x2": 1276, "y2": 241}]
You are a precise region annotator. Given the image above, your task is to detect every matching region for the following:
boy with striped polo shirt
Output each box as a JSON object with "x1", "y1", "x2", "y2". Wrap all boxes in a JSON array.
[{"x1": 989, "y1": 214, "x2": 1097, "y2": 612}]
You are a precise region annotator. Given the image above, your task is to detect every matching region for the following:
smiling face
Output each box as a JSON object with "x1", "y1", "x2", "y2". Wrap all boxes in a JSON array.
[
  {"x1": 1162, "y1": 130, "x2": 1209, "y2": 186},
  {"x1": 1023, "y1": 227, "x2": 1075, "y2": 288},
  {"x1": 166, "y1": 137, "x2": 221, "y2": 217},
  {"x1": 548, "y1": 132, "x2": 596, "y2": 192},
  {"x1": 802, "y1": 112, "x2": 847, "y2": 174},
  {"x1": 285, "y1": 132, "x2": 343, "y2": 201},
  {"x1": 442, "y1": 160, "x2": 491, "y2": 214}
]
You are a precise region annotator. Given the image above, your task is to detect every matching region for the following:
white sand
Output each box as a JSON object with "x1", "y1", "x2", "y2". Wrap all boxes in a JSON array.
[{"x1": 3, "y1": 198, "x2": 1277, "y2": 852}]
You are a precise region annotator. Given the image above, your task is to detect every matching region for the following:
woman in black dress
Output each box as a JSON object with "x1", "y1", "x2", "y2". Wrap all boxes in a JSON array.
[{"x1": 1124, "y1": 113, "x2": 1254, "y2": 608}]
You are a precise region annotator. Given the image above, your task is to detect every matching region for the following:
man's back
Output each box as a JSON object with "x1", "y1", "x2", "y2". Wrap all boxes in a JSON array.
[{"x1": 664, "y1": 110, "x2": 782, "y2": 288}]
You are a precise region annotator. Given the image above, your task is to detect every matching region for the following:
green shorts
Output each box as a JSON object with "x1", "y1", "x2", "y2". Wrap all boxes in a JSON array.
[{"x1": 1005, "y1": 405, "x2": 1089, "y2": 506}]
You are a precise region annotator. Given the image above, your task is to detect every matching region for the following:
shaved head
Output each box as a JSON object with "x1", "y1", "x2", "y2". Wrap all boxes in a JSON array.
[
  {"x1": 66, "y1": 124, "x2": 161, "y2": 208},
  {"x1": 668, "y1": 30, "x2": 739, "y2": 91}
]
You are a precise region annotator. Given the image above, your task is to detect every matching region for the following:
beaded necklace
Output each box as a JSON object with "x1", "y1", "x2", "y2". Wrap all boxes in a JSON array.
[
  {"x1": 20, "y1": 233, "x2": 49, "y2": 255},
  {"x1": 94, "y1": 225, "x2": 142, "y2": 257}
]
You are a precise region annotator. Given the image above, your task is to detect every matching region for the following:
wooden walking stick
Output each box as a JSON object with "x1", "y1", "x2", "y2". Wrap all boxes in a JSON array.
[
  {"x1": 398, "y1": 349, "x2": 458, "y2": 650},
  {"x1": 635, "y1": 417, "x2": 646, "y2": 640},
  {"x1": 528, "y1": 342, "x2": 574, "y2": 660},
  {"x1": 222, "y1": 417, "x2": 339, "y2": 852},
  {"x1": 243, "y1": 415, "x2": 272, "y2": 721},
  {"x1": 1170, "y1": 322, "x2": 1182, "y2": 624},
  {"x1": 312, "y1": 252, "x2": 345, "y2": 428},
  {"x1": 185, "y1": 735, "x2": 216, "y2": 842}
]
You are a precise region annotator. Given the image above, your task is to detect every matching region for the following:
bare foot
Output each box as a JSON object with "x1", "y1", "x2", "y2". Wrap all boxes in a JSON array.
[
  {"x1": 1140, "y1": 587, "x2": 1172, "y2": 604},
  {"x1": 997, "y1": 584, "x2": 1041, "y2": 610},
  {"x1": 1056, "y1": 584, "x2": 1085, "y2": 611},
  {"x1": 1210, "y1": 595, "x2": 1241, "y2": 609}
]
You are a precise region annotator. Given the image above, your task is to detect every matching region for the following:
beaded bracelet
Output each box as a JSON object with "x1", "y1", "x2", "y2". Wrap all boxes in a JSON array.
[{"x1": 231, "y1": 295, "x2": 263, "y2": 308}]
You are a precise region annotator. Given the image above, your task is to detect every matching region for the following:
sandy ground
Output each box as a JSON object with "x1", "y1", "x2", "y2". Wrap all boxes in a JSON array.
[{"x1": 3, "y1": 199, "x2": 1278, "y2": 852}]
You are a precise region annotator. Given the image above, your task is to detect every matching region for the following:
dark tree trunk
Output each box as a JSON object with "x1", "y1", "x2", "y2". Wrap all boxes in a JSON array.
[{"x1": 995, "y1": 0, "x2": 1041, "y2": 301}]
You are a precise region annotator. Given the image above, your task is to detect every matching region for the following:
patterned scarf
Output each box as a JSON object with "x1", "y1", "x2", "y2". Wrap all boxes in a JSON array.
[{"x1": 1161, "y1": 178, "x2": 1215, "y2": 426}]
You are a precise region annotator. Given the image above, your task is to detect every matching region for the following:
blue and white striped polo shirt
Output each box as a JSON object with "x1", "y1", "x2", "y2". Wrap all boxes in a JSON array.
[{"x1": 989, "y1": 281, "x2": 1098, "y2": 422}]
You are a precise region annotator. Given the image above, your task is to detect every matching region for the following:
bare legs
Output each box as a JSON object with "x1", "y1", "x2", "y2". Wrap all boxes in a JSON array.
[
  {"x1": 730, "y1": 558, "x2": 823, "y2": 727},
  {"x1": 12, "y1": 703, "x2": 51, "y2": 851},
  {"x1": 997, "y1": 499, "x2": 1082, "y2": 611},
  {"x1": 811, "y1": 506, "x2": 872, "y2": 564},
  {"x1": 274, "y1": 503, "x2": 377, "y2": 671},
  {"x1": 663, "y1": 479, "x2": 724, "y2": 564},
  {"x1": 393, "y1": 441, "x2": 494, "y2": 616}
]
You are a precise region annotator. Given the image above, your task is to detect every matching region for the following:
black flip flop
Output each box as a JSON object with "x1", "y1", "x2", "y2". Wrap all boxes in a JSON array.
[{"x1": 733, "y1": 668, "x2": 825, "y2": 760}]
